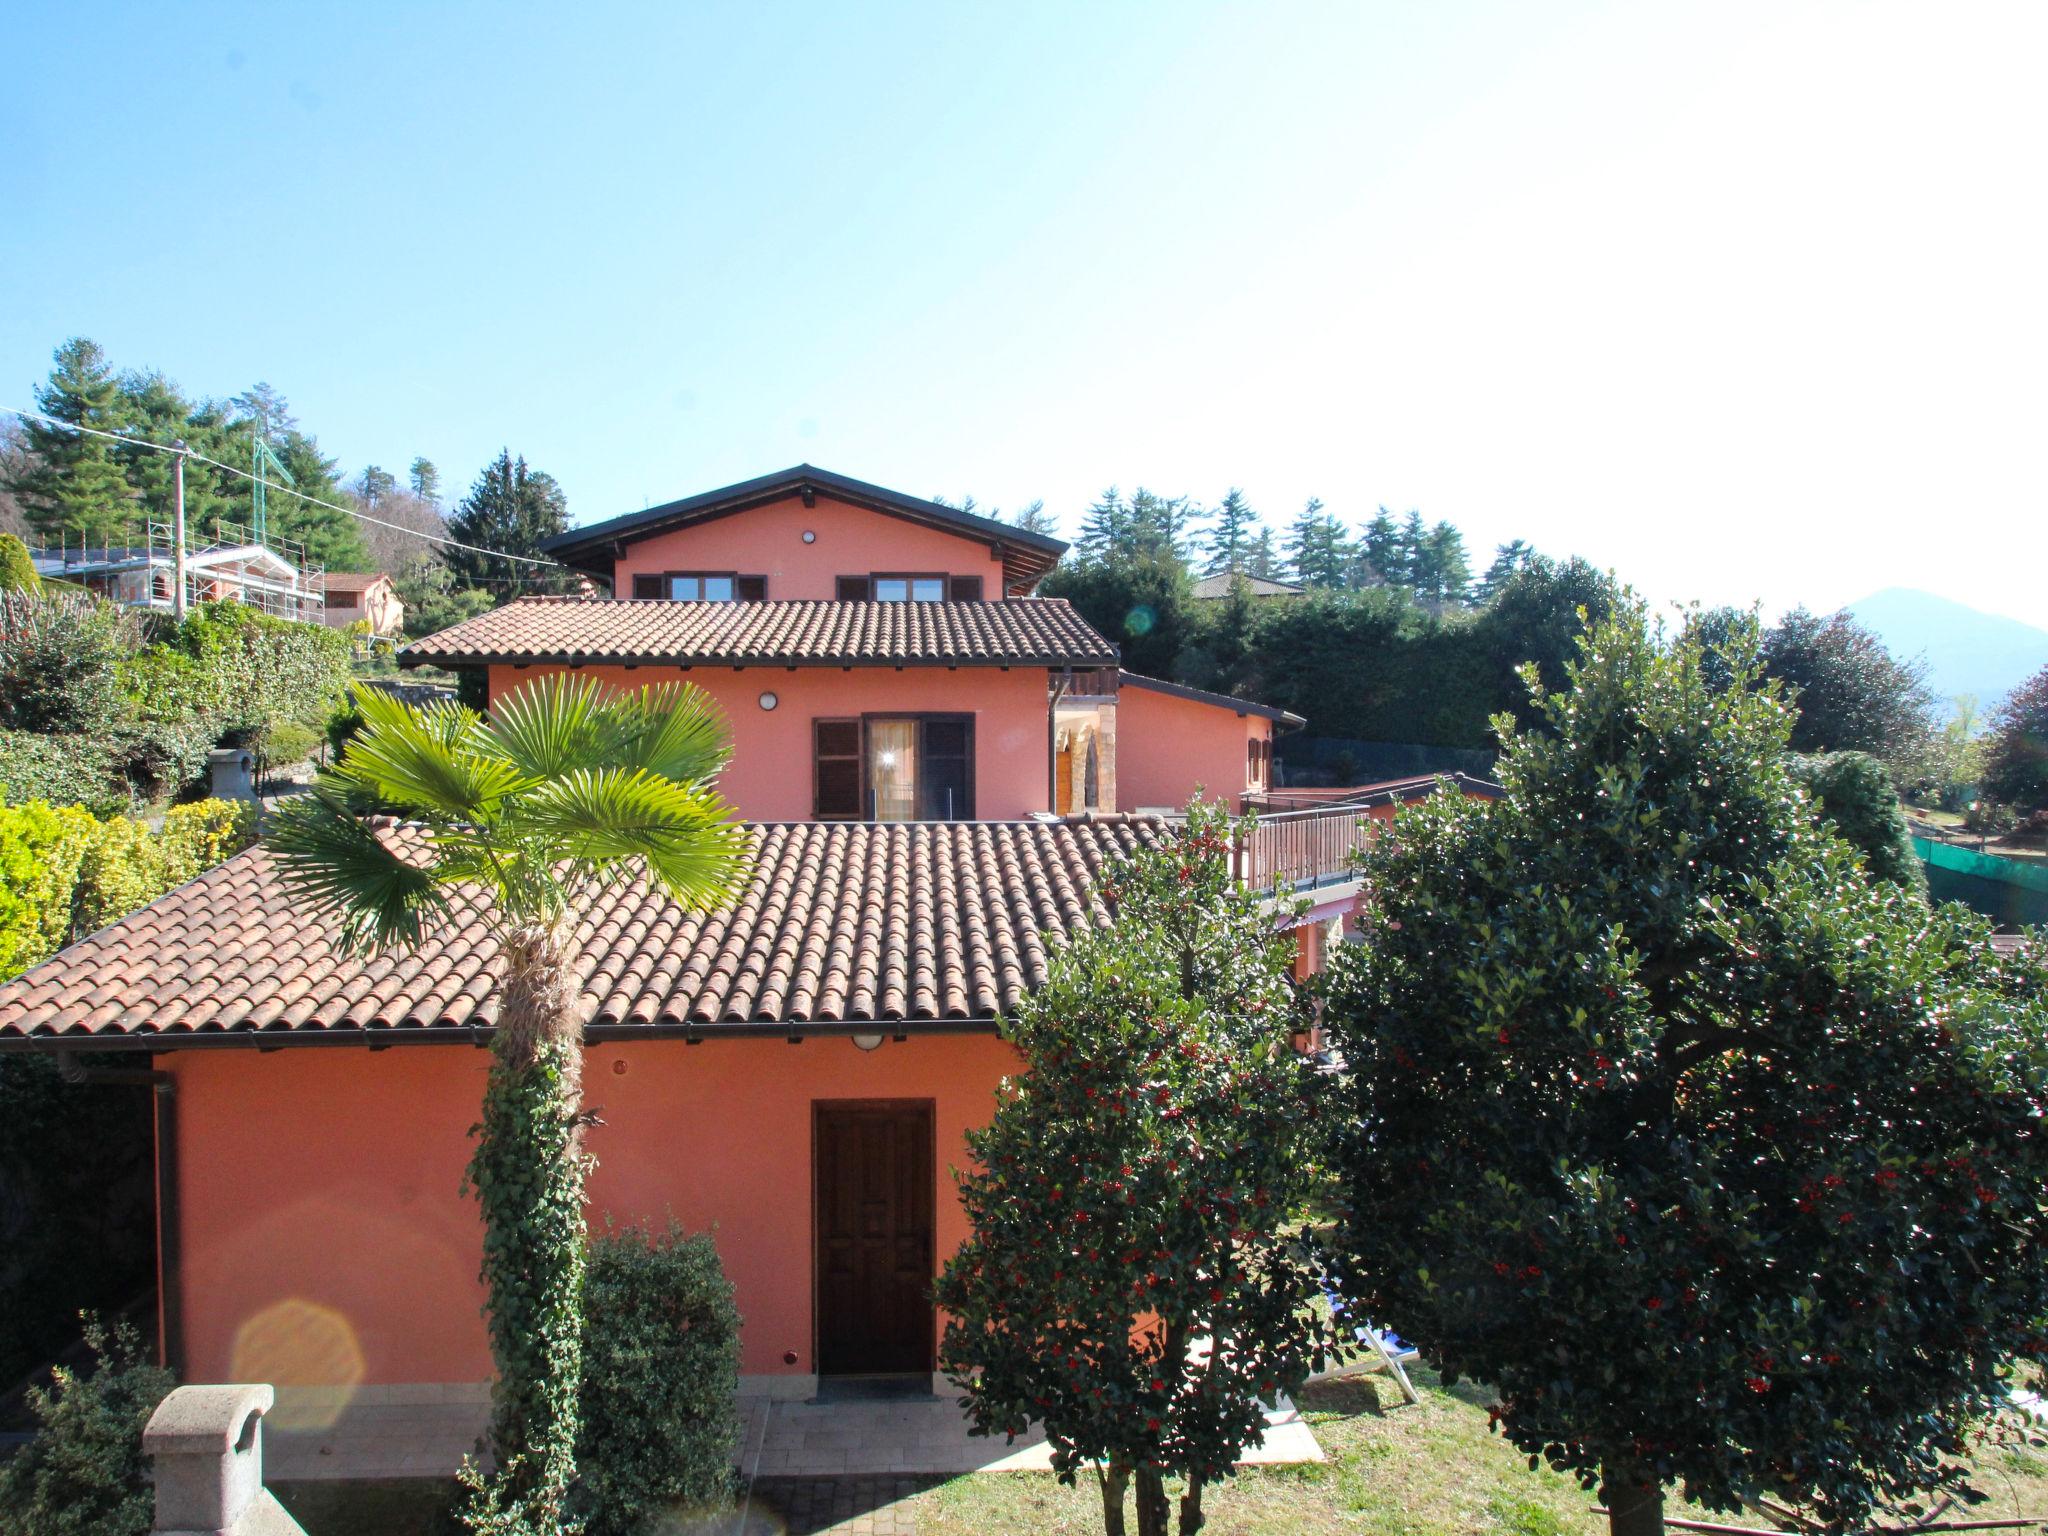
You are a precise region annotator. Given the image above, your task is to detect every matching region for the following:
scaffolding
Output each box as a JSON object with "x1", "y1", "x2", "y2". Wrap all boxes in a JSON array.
[{"x1": 31, "y1": 517, "x2": 327, "y2": 624}]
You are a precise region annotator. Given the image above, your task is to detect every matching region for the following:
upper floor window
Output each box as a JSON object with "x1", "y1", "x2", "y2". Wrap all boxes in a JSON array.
[
  {"x1": 630, "y1": 571, "x2": 768, "y2": 601},
  {"x1": 836, "y1": 574, "x2": 984, "y2": 602},
  {"x1": 1247, "y1": 736, "x2": 1271, "y2": 788}
]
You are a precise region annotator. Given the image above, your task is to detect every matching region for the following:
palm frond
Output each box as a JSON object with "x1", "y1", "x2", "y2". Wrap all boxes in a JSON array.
[
  {"x1": 602, "y1": 682, "x2": 734, "y2": 786},
  {"x1": 508, "y1": 769, "x2": 746, "y2": 904},
  {"x1": 338, "y1": 686, "x2": 523, "y2": 820},
  {"x1": 268, "y1": 788, "x2": 448, "y2": 953},
  {"x1": 477, "y1": 673, "x2": 637, "y2": 784}
]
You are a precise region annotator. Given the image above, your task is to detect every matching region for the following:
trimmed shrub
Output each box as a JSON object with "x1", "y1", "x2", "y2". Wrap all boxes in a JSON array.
[
  {"x1": 1791, "y1": 750, "x2": 1927, "y2": 896},
  {"x1": 0, "y1": 1313, "x2": 175, "y2": 1536},
  {"x1": 0, "y1": 590, "x2": 129, "y2": 736},
  {"x1": 325, "y1": 693, "x2": 365, "y2": 757},
  {"x1": 0, "y1": 730, "x2": 127, "y2": 818},
  {"x1": 71, "y1": 816, "x2": 166, "y2": 938},
  {"x1": 574, "y1": 1222, "x2": 742, "y2": 1535},
  {"x1": 0, "y1": 802, "x2": 95, "y2": 978},
  {"x1": 0, "y1": 799, "x2": 256, "y2": 971},
  {"x1": 252, "y1": 718, "x2": 320, "y2": 775},
  {"x1": 0, "y1": 533, "x2": 39, "y2": 593},
  {"x1": 158, "y1": 799, "x2": 258, "y2": 888}
]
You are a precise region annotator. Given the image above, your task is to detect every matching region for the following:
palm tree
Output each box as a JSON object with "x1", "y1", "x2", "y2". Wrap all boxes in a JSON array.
[{"x1": 270, "y1": 674, "x2": 744, "y2": 1525}]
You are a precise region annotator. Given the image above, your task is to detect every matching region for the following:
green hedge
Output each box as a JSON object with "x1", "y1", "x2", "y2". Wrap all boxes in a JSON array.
[
  {"x1": 0, "y1": 798, "x2": 257, "y2": 978},
  {"x1": 574, "y1": 1222, "x2": 742, "y2": 1535},
  {"x1": 1, "y1": 590, "x2": 352, "y2": 807},
  {"x1": 0, "y1": 802, "x2": 96, "y2": 977},
  {"x1": 0, "y1": 731, "x2": 128, "y2": 818},
  {"x1": 1791, "y1": 751, "x2": 1927, "y2": 896}
]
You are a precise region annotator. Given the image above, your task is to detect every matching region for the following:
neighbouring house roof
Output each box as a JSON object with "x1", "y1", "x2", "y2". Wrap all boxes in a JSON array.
[
  {"x1": 1118, "y1": 671, "x2": 1306, "y2": 728},
  {"x1": 325, "y1": 573, "x2": 392, "y2": 591},
  {"x1": 1189, "y1": 572, "x2": 1306, "y2": 600},
  {"x1": 0, "y1": 818, "x2": 1163, "y2": 1047},
  {"x1": 541, "y1": 465, "x2": 1069, "y2": 594},
  {"x1": 400, "y1": 596, "x2": 1118, "y2": 670}
]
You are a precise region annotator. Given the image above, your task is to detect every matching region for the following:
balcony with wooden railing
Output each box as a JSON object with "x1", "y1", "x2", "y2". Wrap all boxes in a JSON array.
[{"x1": 1229, "y1": 803, "x2": 1378, "y2": 892}]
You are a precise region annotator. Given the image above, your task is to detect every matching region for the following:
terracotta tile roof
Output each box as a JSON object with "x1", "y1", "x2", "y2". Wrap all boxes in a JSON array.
[
  {"x1": 0, "y1": 818, "x2": 1162, "y2": 1046},
  {"x1": 401, "y1": 597, "x2": 1117, "y2": 669}
]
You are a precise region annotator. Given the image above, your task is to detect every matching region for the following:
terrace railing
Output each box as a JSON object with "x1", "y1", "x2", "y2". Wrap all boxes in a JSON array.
[{"x1": 1230, "y1": 803, "x2": 1375, "y2": 892}]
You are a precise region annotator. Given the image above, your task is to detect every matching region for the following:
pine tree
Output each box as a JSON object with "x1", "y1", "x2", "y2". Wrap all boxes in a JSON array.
[
  {"x1": 11, "y1": 339, "x2": 132, "y2": 545},
  {"x1": 1128, "y1": 488, "x2": 1201, "y2": 564},
  {"x1": 1361, "y1": 509, "x2": 1402, "y2": 585},
  {"x1": 357, "y1": 465, "x2": 397, "y2": 507},
  {"x1": 1414, "y1": 520, "x2": 1471, "y2": 606},
  {"x1": 1247, "y1": 526, "x2": 1278, "y2": 579},
  {"x1": 230, "y1": 383, "x2": 296, "y2": 445},
  {"x1": 409, "y1": 458, "x2": 441, "y2": 503},
  {"x1": 1476, "y1": 539, "x2": 1535, "y2": 601},
  {"x1": 446, "y1": 450, "x2": 571, "y2": 595},
  {"x1": 1075, "y1": 487, "x2": 1132, "y2": 562},
  {"x1": 268, "y1": 431, "x2": 370, "y2": 571},
  {"x1": 1203, "y1": 488, "x2": 1258, "y2": 575},
  {"x1": 1008, "y1": 499, "x2": 1057, "y2": 538},
  {"x1": 1285, "y1": 498, "x2": 1348, "y2": 589},
  {"x1": 1394, "y1": 509, "x2": 1426, "y2": 589}
]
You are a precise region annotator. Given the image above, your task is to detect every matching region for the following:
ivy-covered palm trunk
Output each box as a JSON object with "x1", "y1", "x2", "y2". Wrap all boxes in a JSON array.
[{"x1": 469, "y1": 922, "x2": 590, "y2": 1523}]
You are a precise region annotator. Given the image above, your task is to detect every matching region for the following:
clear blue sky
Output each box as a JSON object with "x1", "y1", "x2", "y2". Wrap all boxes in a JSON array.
[{"x1": 5, "y1": 2, "x2": 2043, "y2": 625}]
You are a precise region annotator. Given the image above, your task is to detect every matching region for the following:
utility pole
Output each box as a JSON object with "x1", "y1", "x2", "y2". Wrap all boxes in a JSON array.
[{"x1": 171, "y1": 440, "x2": 188, "y2": 619}]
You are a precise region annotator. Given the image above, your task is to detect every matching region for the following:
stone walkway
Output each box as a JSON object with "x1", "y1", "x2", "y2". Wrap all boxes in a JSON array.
[{"x1": 737, "y1": 1391, "x2": 1322, "y2": 1479}]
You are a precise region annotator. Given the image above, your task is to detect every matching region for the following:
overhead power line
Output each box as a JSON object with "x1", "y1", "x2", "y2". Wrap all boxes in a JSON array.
[{"x1": 1, "y1": 404, "x2": 571, "y2": 572}]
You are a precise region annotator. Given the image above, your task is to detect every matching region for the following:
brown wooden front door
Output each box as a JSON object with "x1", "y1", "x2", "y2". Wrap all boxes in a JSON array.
[{"x1": 814, "y1": 1100, "x2": 935, "y2": 1377}]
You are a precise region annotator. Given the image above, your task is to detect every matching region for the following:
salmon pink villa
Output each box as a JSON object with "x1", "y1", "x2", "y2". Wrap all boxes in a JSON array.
[{"x1": 0, "y1": 465, "x2": 1479, "y2": 1457}]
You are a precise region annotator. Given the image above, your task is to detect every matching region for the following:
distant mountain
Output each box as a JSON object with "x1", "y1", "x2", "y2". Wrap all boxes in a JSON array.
[{"x1": 1844, "y1": 588, "x2": 2048, "y2": 710}]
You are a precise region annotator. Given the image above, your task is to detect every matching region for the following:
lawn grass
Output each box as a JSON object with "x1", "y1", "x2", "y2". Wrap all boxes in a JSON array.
[
  {"x1": 910, "y1": 1366, "x2": 2048, "y2": 1536},
  {"x1": 264, "y1": 1368, "x2": 2048, "y2": 1535}
]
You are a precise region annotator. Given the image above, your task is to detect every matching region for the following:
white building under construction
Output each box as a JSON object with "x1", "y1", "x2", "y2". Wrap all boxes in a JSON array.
[{"x1": 29, "y1": 516, "x2": 326, "y2": 624}]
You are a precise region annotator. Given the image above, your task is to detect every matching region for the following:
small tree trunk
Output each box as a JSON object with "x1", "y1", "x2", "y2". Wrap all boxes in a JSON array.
[
  {"x1": 1102, "y1": 1461, "x2": 1131, "y2": 1536},
  {"x1": 1178, "y1": 1476, "x2": 1207, "y2": 1535},
  {"x1": 1135, "y1": 1467, "x2": 1171, "y2": 1536},
  {"x1": 1602, "y1": 1460, "x2": 1665, "y2": 1536},
  {"x1": 469, "y1": 920, "x2": 589, "y2": 1524}
]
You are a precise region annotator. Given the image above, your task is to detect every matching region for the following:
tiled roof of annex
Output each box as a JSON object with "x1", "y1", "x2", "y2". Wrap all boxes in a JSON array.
[{"x1": 0, "y1": 816, "x2": 1162, "y2": 1046}]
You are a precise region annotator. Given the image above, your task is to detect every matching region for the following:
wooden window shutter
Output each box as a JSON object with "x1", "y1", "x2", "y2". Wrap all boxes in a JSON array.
[
  {"x1": 737, "y1": 574, "x2": 768, "y2": 602},
  {"x1": 947, "y1": 575, "x2": 984, "y2": 602},
  {"x1": 836, "y1": 575, "x2": 871, "y2": 601},
  {"x1": 630, "y1": 573, "x2": 662, "y2": 600},
  {"x1": 814, "y1": 719, "x2": 863, "y2": 819}
]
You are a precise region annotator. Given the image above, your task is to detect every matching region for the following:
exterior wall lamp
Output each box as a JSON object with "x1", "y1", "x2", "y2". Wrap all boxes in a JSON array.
[
  {"x1": 758, "y1": 691, "x2": 779, "y2": 711},
  {"x1": 851, "y1": 1033, "x2": 885, "y2": 1052}
]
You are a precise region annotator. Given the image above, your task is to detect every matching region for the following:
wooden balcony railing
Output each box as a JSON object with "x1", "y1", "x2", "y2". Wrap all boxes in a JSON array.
[{"x1": 1229, "y1": 803, "x2": 1376, "y2": 892}]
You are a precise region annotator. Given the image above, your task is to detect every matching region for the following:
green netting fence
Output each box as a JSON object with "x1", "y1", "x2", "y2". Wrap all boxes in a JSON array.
[{"x1": 1913, "y1": 836, "x2": 2048, "y2": 927}]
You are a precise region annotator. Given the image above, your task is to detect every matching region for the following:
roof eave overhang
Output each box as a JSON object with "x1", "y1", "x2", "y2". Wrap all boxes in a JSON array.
[
  {"x1": 1, "y1": 1015, "x2": 1006, "y2": 1053},
  {"x1": 399, "y1": 650, "x2": 1114, "y2": 671}
]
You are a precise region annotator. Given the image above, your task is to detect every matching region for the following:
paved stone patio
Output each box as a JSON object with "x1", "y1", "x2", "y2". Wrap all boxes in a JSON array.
[
  {"x1": 737, "y1": 1392, "x2": 1322, "y2": 1479},
  {"x1": 268, "y1": 1384, "x2": 1323, "y2": 1483}
]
